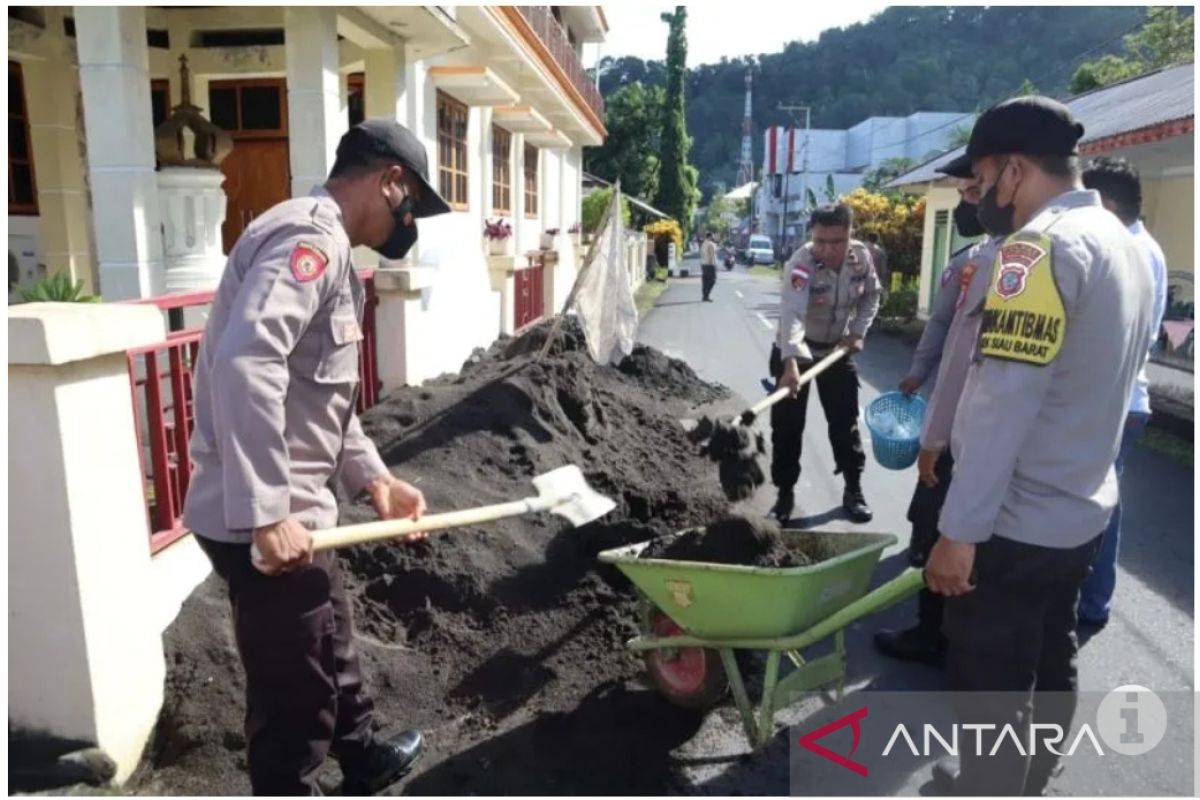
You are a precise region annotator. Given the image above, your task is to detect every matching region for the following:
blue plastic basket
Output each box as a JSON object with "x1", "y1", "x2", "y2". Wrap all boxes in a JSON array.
[{"x1": 865, "y1": 391, "x2": 926, "y2": 470}]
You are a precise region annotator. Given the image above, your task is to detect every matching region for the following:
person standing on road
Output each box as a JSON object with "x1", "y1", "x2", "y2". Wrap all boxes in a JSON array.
[
  {"x1": 183, "y1": 120, "x2": 451, "y2": 796},
  {"x1": 876, "y1": 162, "x2": 998, "y2": 666},
  {"x1": 770, "y1": 203, "x2": 882, "y2": 524},
  {"x1": 1076, "y1": 156, "x2": 1168, "y2": 628},
  {"x1": 700, "y1": 231, "x2": 719, "y2": 302},
  {"x1": 923, "y1": 97, "x2": 1154, "y2": 796},
  {"x1": 864, "y1": 232, "x2": 890, "y2": 297}
]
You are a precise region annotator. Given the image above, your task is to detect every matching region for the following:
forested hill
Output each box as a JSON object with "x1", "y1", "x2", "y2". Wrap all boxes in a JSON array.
[{"x1": 597, "y1": 6, "x2": 1148, "y2": 197}]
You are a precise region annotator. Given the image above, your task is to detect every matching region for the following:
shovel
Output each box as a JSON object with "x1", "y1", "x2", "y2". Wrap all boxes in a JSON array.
[
  {"x1": 737, "y1": 346, "x2": 849, "y2": 425},
  {"x1": 290, "y1": 465, "x2": 615, "y2": 556}
]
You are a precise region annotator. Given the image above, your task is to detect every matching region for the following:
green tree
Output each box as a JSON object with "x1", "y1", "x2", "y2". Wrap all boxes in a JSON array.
[
  {"x1": 949, "y1": 124, "x2": 973, "y2": 148},
  {"x1": 583, "y1": 82, "x2": 664, "y2": 201},
  {"x1": 1015, "y1": 78, "x2": 1039, "y2": 96},
  {"x1": 1069, "y1": 7, "x2": 1194, "y2": 93},
  {"x1": 701, "y1": 194, "x2": 741, "y2": 240},
  {"x1": 862, "y1": 157, "x2": 919, "y2": 191},
  {"x1": 653, "y1": 6, "x2": 700, "y2": 239},
  {"x1": 581, "y1": 187, "x2": 631, "y2": 234}
]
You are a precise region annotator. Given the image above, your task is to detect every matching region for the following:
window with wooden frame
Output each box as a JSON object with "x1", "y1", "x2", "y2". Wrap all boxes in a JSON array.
[
  {"x1": 436, "y1": 91, "x2": 469, "y2": 209},
  {"x1": 491, "y1": 125, "x2": 512, "y2": 215},
  {"x1": 8, "y1": 61, "x2": 38, "y2": 215},
  {"x1": 150, "y1": 78, "x2": 171, "y2": 129},
  {"x1": 347, "y1": 72, "x2": 365, "y2": 128},
  {"x1": 523, "y1": 143, "x2": 539, "y2": 218},
  {"x1": 207, "y1": 78, "x2": 288, "y2": 138}
]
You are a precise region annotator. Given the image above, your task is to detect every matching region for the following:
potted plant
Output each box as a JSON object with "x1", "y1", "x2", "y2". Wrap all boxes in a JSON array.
[
  {"x1": 483, "y1": 218, "x2": 514, "y2": 256},
  {"x1": 540, "y1": 227, "x2": 560, "y2": 251},
  {"x1": 568, "y1": 223, "x2": 582, "y2": 247}
]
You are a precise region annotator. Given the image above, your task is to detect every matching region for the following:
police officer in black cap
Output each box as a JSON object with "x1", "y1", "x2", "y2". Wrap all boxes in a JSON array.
[
  {"x1": 185, "y1": 119, "x2": 450, "y2": 795},
  {"x1": 923, "y1": 97, "x2": 1154, "y2": 795}
]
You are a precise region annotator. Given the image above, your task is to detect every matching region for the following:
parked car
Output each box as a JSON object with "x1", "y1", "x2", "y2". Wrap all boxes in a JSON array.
[{"x1": 746, "y1": 235, "x2": 776, "y2": 265}]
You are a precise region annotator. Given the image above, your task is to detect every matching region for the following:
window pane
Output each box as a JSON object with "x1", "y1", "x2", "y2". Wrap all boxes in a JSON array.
[
  {"x1": 9, "y1": 118, "x2": 28, "y2": 160},
  {"x1": 11, "y1": 163, "x2": 34, "y2": 205},
  {"x1": 440, "y1": 169, "x2": 452, "y2": 200},
  {"x1": 209, "y1": 87, "x2": 238, "y2": 131},
  {"x1": 240, "y1": 86, "x2": 282, "y2": 130}
]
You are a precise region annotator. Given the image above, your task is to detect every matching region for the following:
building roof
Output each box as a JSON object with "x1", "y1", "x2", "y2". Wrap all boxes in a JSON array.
[
  {"x1": 581, "y1": 173, "x2": 669, "y2": 219},
  {"x1": 723, "y1": 182, "x2": 758, "y2": 201},
  {"x1": 887, "y1": 62, "x2": 1196, "y2": 189}
]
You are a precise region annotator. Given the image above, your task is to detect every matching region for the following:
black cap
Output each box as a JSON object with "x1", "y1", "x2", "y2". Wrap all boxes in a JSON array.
[
  {"x1": 337, "y1": 119, "x2": 452, "y2": 218},
  {"x1": 936, "y1": 151, "x2": 974, "y2": 179},
  {"x1": 965, "y1": 96, "x2": 1085, "y2": 164}
]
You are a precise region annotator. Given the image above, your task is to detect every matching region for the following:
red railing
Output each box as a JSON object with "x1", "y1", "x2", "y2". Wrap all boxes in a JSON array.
[
  {"x1": 513, "y1": 6, "x2": 605, "y2": 123},
  {"x1": 122, "y1": 271, "x2": 380, "y2": 553},
  {"x1": 515, "y1": 257, "x2": 546, "y2": 331}
]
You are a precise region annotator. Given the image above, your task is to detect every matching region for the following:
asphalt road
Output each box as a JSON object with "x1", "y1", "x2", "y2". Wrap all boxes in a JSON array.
[{"x1": 635, "y1": 256, "x2": 1195, "y2": 796}]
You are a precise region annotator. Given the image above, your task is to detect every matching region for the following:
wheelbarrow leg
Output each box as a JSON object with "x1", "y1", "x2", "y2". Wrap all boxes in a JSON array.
[
  {"x1": 835, "y1": 629, "x2": 846, "y2": 703},
  {"x1": 757, "y1": 650, "x2": 783, "y2": 748},
  {"x1": 718, "y1": 648, "x2": 759, "y2": 747}
]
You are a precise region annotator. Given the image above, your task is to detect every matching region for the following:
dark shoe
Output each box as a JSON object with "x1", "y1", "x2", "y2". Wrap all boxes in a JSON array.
[
  {"x1": 843, "y1": 485, "x2": 872, "y2": 523},
  {"x1": 873, "y1": 625, "x2": 946, "y2": 667},
  {"x1": 769, "y1": 488, "x2": 794, "y2": 524},
  {"x1": 340, "y1": 730, "x2": 424, "y2": 796},
  {"x1": 1076, "y1": 614, "x2": 1108, "y2": 630},
  {"x1": 760, "y1": 378, "x2": 776, "y2": 394}
]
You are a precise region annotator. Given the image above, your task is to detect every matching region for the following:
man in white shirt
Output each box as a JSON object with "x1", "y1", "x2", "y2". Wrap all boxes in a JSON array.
[
  {"x1": 1077, "y1": 156, "x2": 1168, "y2": 627},
  {"x1": 700, "y1": 231, "x2": 719, "y2": 302}
]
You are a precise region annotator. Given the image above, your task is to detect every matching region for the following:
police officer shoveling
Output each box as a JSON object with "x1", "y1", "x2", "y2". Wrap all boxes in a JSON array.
[{"x1": 183, "y1": 119, "x2": 450, "y2": 796}]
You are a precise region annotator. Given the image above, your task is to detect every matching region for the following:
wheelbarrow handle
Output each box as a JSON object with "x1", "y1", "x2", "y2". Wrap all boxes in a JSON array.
[{"x1": 742, "y1": 347, "x2": 850, "y2": 424}]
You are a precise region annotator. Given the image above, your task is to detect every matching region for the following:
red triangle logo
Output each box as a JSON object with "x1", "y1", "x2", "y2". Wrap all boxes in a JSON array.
[{"x1": 797, "y1": 706, "x2": 869, "y2": 777}]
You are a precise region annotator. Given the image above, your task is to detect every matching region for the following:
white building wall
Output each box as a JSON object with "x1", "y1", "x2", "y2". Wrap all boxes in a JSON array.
[{"x1": 904, "y1": 112, "x2": 973, "y2": 162}]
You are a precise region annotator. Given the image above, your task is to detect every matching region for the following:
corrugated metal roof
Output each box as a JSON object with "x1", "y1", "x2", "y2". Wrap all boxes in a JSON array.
[{"x1": 888, "y1": 62, "x2": 1195, "y2": 189}]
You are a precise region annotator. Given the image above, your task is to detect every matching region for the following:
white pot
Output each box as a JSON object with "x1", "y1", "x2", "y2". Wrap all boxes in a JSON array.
[
  {"x1": 570, "y1": 233, "x2": 581, "y2": 247},
  {"x1": 487, "y1": 237, "x2": 513, "y2": 256},
  {"x1": 540, "y1": 233, "x2": 558, "y2": 251}
]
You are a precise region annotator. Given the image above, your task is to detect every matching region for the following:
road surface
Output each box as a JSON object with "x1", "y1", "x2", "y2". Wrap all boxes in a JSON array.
[{"x1": 635, "y1": 257, "x2": 1195, "y2": 795}]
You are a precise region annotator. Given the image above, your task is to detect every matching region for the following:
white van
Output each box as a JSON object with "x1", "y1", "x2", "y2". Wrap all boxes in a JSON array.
[{"x1": 747, "y1": 235, "x2": 776, "y2": 265}]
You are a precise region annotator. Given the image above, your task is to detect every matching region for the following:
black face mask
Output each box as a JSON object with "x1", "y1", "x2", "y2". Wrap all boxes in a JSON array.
[
  {"x1": 976, "y1": 161, "x2": 1018, "y2": 237},
  {"x1": 375, "y1": 194, "x2": 418, "y2": 260},
  {"x1": 953, "y1": 199, "x2": 986, "y2": 238}
]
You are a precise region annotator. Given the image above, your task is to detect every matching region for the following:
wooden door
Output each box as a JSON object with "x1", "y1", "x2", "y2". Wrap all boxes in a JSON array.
[
  {"x1": 209, "y1": 78, "x2": 290, "y2": 252},
  {"x1": 219, "y1": 140, "x2": 291, "y2": 251}
]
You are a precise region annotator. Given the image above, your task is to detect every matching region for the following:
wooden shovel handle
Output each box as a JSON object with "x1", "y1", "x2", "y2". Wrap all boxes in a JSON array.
[
  {"x1": 744, "y1": 346, "x2": 850, "y2": 419},
  {"x1": 310, "y1": 495, "x2": 556, "y2": 552}
]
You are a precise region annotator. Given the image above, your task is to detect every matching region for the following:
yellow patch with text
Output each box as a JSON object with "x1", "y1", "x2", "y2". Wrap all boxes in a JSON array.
[{"x1": 979, "y1": 233, "x2": 1065, "y2": 366}]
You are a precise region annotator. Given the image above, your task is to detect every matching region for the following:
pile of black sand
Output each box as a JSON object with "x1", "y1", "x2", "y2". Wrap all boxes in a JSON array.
[
  {"x1": 126, "y1": 318, "x2": 737, "y2": 796},
  {"x1": 640, "y1": 515, "x2": 808, "y2": 568}
]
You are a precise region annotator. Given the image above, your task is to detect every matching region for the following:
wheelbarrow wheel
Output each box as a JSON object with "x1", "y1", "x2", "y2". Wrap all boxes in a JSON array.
[{"x1": 643, "y1": 611, "x2": 728, "y2": 710}]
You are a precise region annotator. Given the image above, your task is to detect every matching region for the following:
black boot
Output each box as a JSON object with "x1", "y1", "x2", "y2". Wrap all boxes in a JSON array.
[
  {"x1": 843, "y1": 478, "x2": 872, "y2": 523},
  {"x1": 340, "y1": 730, "x2": 424, "y2": 796},
  {"x1": 873, "y1": 624, "x2": 946, "y2": 667},
  {"x1": 769, "y1": 487, "x2": 795, "y2": 524}
]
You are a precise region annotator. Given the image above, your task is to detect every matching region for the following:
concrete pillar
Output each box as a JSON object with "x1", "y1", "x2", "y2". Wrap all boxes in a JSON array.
[
  {"x1": 157, "y1": 168, "x2": 227, "y2": 293},
  {"x1": 373, "y1": 267, "x2": 432, "y2": 390},
  {"x1": 363, "y1": 43, "x2": 406, "y2": 124},
  {"x1": 285, "y1": 7, "x2": 343, "y2": 198},
  {"x1": 21, "y1": 57, "x2": 95, "y2": 294},
  {"x1": 8, "y1": 302, "x2": 169, "y2": 783},
  {"x1": 75, "y1": 6, "x2": 165, "y2": 300}
]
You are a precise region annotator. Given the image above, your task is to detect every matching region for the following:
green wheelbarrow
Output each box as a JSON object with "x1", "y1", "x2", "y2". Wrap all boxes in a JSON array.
[{"x1": 597, "y1": 529, "x2": 925, "y2": 749}]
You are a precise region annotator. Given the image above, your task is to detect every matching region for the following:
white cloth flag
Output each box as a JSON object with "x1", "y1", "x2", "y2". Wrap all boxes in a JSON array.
[{"x1": 573, "y1": 189, "x2": 638, "y2": 364}]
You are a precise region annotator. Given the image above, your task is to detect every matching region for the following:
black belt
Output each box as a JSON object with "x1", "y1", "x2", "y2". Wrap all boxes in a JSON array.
[{"x1": 804, "y1": 337, "x2": 840, "y2": 348}]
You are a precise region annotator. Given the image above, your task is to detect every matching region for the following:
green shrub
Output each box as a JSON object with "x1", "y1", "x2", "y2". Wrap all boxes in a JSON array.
[
  {"x1": 879, "y1": 281, "x2": 918, "y2": 322},
  {"x1": 18, "y1": 273, "x2": 100, "y2": 303},
  {"x1": 582, "y1": 187, "x2": 632, "y2": 233}
]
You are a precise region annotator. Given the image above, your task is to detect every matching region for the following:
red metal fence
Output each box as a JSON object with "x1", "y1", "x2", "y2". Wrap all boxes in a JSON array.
[
  {"x1": 515, "y1": 259, "x2": 545, "y2": 331},
  {"x1": 123, "y1": 271, "x2": 380, "y2": 553}
]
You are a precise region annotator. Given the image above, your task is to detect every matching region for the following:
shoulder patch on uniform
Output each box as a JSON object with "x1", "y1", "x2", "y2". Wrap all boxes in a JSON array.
[
  {"x1": 978, "y1": 233, "x2": 1065, "y2": 366},
  {"x1": 289, "y1": 242, "x2": 328, "y2": 283},
  {"x1": 790, "y1": 264, "x2": 810, "y2": 289},
  {"x1": 940, "y1": 267, "x2": 957, "y2": 288},
  {"x1": 956, "y1": 261, "x2": 978, "y2": 309}
]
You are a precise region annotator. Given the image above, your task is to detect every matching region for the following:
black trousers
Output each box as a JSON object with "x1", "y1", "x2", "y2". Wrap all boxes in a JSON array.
[
  {"x1": 906, "y1": 451, "x2": 955, "y2": 637},
  {"x1": 943, "y1": 534, "x2": 1101, "y2": 796},
  {"x1": 768, "y1": 342, "x2": 866, "y2": 489},
  {"x1": 196, "y1": 536, "x2": 376, "y2": 796},
  {"x1": 701, "y1": 265, "x2": 716, "y2": 299}
]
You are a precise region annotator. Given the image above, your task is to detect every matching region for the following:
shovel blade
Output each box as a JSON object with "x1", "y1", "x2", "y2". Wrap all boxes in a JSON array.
[{"x1": 532, "y1": 465, "x2": 616, "y2": 527}]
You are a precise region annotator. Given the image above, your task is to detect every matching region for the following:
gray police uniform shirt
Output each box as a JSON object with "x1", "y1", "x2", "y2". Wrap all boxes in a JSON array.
[
  {"x1": 908, "y1": 244, "x2": 977, "y2": 386},
  {"x1": 183, "y1": 188, "x2": 390, "y2": 544},
  {"x1": 939, "y1": 189, "x2": 1154, "y2": 549},
  {"x1": 777, "y1": 240, "x2": 882, "y2": 361},
  {"x1": 918, "y1": 236, "x2": 1004, "y2": 451}
]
